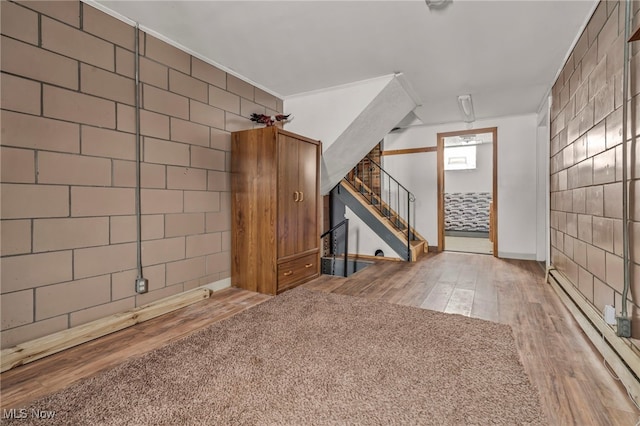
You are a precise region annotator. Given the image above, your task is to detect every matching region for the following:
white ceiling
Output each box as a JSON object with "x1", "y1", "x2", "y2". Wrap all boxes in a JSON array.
[{"x1": 96, "y1": 0, "x2": 597, "y2": 126}]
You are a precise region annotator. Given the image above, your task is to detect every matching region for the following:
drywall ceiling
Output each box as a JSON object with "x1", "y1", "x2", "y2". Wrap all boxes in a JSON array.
[{"x1": 95, "y1": 0, "x2": 597, "y2": 126}]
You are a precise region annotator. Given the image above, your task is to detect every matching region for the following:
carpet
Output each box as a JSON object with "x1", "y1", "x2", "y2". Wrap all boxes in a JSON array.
[{"x1": 4, "y1": 288, "x2": 544, "y2": 425}]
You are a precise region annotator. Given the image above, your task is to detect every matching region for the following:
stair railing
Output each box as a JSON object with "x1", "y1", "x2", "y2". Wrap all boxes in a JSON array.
[
  {"x1": 320, "y1": 218, "x2": 349, "y2": 277},
  {"x1": 346, "y1": 156, "x2": 416, "y2": 261}
]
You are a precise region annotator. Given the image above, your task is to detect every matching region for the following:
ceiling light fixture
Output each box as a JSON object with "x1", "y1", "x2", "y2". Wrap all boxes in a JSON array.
[{"x1": 457, "y1": 94, "x2": 475, "y2": 123}]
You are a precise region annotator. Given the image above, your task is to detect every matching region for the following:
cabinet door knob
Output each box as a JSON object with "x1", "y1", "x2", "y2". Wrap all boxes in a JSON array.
[
  {"x1": 299, "y1": 191, "x2": 304, "y2": 202},
  {"x1": 283, "y1": 270, "x2": 293, "y2": 276},
  {"x1": 304, "y1": 263, "x2": 313, "y2": 268},
  {"x1": 293, "y1": 191, "x2": 299, "y2": 202}
]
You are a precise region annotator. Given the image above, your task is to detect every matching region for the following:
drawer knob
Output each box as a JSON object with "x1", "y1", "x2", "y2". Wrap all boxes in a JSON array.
[
  {"x1": 305, "y1": 263, "x2": 313, "y2": 268},
  {"x1": 283, "y1": 270, "x2": 293, "y2": 276}
]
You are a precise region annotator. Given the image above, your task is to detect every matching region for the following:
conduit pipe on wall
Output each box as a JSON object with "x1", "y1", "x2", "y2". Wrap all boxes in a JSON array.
[
  {"x1": 619, "y1": 0, "x2": 632, "y2": 336},
  {"x1": 134, "y1": 23, "x2": 148, "y2": 294}
]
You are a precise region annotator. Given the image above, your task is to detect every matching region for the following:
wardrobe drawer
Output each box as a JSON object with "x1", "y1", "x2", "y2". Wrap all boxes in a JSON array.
[{"x1": 277, "y1": 253, "x2": 318, "y2": 291}]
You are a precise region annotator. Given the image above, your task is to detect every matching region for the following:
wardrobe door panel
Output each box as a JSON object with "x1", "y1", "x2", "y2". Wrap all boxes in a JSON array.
[
  {"x1": 297, "y1": 140, "x2": 318, "y2": 253},
  {"x1": 277, "y1": 134, "x2": 299, "y2": 259}
]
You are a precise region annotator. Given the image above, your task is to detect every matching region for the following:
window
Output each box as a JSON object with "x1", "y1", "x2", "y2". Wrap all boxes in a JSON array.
[{"x1": 444, "y1": 145, "x2": 476, "y2": 170}]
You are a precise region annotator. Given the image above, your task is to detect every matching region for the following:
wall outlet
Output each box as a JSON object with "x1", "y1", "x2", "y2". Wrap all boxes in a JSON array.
[
  {"x1": 603, "y1": 305, "x2": 616, "y2": 325},
  {"x1": 616, "y1": 316, "x2": 631, "y2": 338},
  {"x1": 135, "y1": 278, "x2": 148, "y2": 294}
]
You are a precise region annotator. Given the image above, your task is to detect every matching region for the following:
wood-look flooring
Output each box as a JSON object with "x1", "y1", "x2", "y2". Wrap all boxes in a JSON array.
[
  {"x1": 0, "y1": 289, "x2": 272, "y2": 410},
  {"x1": 2, "y1": 252, "x2": 638, "y2": 425}
]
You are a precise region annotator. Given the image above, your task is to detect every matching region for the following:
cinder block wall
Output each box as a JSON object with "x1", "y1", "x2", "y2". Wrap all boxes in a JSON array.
[
  {"x1": 0, "y1": 0, "x2": 282, "y2": 348},
  {"x1": 550, "y1": 0, "x2": 639, "y2": 338}
]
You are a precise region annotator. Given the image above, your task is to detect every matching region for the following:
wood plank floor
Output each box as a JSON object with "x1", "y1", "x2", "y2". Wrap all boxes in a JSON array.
[
  {"x1": 2, "y1": 252, "x2": 638, "y2": 425},
  {"x1": 0, "y1": 288, "x2": 273, "y2": 410}
]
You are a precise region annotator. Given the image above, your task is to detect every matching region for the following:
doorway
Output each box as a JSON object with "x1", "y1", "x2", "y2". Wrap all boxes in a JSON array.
[{"x1": 437, "y1": 127, "x2": 497, "y2": 256}]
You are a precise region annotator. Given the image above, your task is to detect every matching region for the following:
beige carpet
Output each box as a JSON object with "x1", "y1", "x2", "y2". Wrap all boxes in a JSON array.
[{"x1": 6, "y1": 288, "x2": 544, "y2": 425}]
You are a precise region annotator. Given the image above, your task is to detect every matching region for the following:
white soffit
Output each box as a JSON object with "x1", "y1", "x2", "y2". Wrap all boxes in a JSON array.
[{"x1": 321, "y1": 76, "x2": 418, "y2": 194}]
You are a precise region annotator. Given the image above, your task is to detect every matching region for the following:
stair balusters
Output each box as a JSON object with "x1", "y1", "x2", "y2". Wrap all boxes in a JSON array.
[{"x1": 346, "y1": 156, "x2": 417, "y2": 261}]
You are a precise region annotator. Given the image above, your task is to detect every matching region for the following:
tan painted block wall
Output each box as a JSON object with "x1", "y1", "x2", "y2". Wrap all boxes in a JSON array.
[
  {"x1": 0, "y1": 0, "x2": 282, "y2": 348},
  {"x1": 550, "y1": 0, "x2": 640, "y2": 339}
]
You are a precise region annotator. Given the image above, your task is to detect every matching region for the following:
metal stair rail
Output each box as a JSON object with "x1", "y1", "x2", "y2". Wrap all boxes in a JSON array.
[
  {"x1": 320, "y1": 219, "x2": 349, "y2": 277},
  {"x1": 345, "y1": 155, "x2": 417, "y2": 261}
]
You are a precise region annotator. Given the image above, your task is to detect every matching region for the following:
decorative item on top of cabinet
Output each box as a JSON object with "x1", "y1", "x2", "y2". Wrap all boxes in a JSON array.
[{"x1": 231, "y1": 127, "x2": 321, "y2": 295}]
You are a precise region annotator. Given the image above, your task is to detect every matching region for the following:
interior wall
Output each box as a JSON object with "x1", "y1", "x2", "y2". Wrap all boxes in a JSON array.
[
  {"x1": 0, "y1": 0, "x2": 282, "y2": 348},
  {"x1": 379, "y1": 148, "x2": 438, "y2": 247},
  {"x1": 549, "y1": 0, "x2": 640, "y2": 337},
  {"x1": 381, "y1": 114, "x2": 539, "y2": 259},
  {"x1": 444, "y1": 142, "x2": 493, "y2": 193},
  {"x1": 536, "y1": 97, "x2": 551, "y2": 263},
  {"x1": 344, "y1": 207, "x2": 399, "y2": 260},
  {"x1": 536, "y1": 121, "x2": 550, "y2": 262}
]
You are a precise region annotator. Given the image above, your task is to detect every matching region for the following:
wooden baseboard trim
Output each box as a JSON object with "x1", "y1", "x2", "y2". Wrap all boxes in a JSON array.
[
  {"x1": 343, "y1": 253, "x2": 403, "y2": 262},
  {"x1": 202, "y1": 277, "x2": 231, "y2": 292},
  {"x1": 381, "y1": 146, "x2": 437, "y2": 156},
  {"x1": 548, "y1": 270, "x2": 640, "y2": 405},
  {"x1": 0, "y1": 287, "x2": 211, "y2": 373}
]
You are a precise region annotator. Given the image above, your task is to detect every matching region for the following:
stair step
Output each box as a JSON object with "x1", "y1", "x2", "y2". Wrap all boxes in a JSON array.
[{"x1": 338, "y1": 179, "x2": 429, "y2": 262}]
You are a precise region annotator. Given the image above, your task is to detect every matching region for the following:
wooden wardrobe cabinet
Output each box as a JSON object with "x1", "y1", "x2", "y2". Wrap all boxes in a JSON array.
[{"x1": 231, "y1": 127, "x2": 321, "y2": 295}]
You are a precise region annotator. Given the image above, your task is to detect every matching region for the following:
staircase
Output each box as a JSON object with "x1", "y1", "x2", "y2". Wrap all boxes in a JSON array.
[{"x1": 331, "y1": 156, "x2": 428, "y2": 262}]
